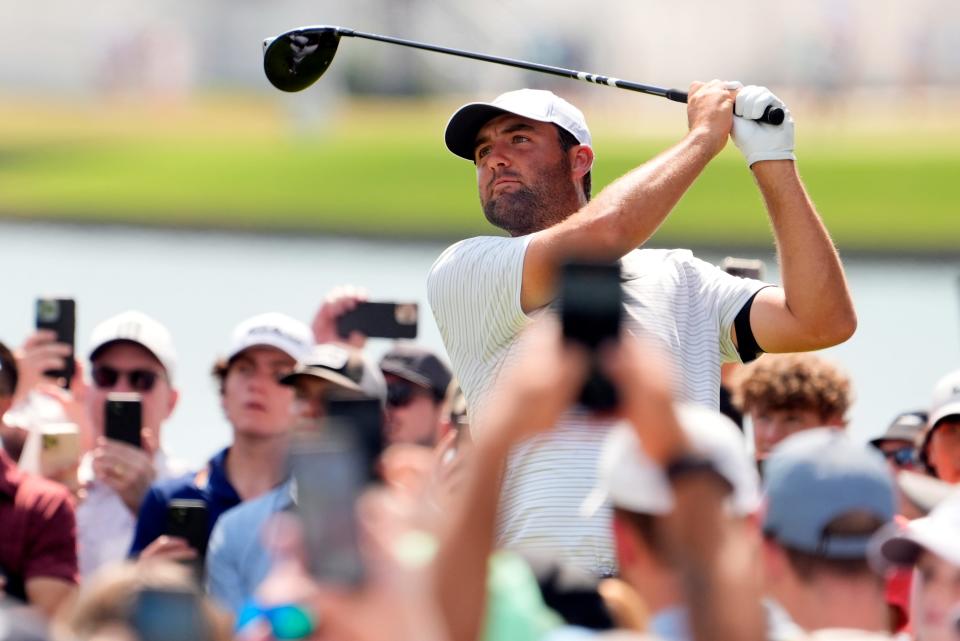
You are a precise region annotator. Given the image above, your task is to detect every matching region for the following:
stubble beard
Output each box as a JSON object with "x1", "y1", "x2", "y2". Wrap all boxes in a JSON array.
[{"x1": 481, "y1": 157, "x2": 580, "y2": 237}]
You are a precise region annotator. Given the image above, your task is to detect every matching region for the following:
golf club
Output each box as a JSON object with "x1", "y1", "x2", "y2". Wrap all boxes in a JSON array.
[{"x1": 262, "y1": 25, "x2": 785, "y2": 125}]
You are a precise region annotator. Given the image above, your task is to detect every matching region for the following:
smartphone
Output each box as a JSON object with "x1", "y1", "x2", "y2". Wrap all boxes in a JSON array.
[
  {"x1": 559, "y1": 261, "x2": 623, "y2": 411},
  {"x1": 130, "y1": 587, "x2": 212, "y2": 641},
  {"x1": 35, "y1": 297, "x2": 75, "y2": 387},
  {"x1": 166, "y1": 499, "x2": 210, "y2": 558},
  {"x1": 104, "y1": 393, "x2": 142, "y2": 448},
  {"x1": 327, "y1": 397, "x2": 385, "y2": 482},
  {"x1": 290, "y1": 427, "x2": 366, "y2": 586},
  {"x1": 721, "y1": 257, "x2": 765, "y2": 280},
  {"x1": 39, "y1": 424, "x2": 80, "y2": 482},
  {"x1": 336, "y1": 302, "x2": 418, "y2": 339}
]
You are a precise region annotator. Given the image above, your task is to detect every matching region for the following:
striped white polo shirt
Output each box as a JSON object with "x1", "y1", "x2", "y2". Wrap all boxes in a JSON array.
[{"x1": 428, "y1": 234, "x2": 765, "y2": 575}]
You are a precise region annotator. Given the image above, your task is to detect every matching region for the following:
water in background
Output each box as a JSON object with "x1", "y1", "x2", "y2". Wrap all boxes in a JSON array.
[{"x1": 1, "y1": 220, "x2": 957, "y2": 468}]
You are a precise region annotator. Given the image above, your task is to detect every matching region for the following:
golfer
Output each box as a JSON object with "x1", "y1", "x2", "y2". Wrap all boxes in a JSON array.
[{"x1": 427, "y1": 81, "x2": 857, "y2": 575}]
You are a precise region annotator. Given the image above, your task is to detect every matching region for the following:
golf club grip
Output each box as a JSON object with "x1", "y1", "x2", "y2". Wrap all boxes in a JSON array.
[{"x1": 667, "y1": 89, "x2": 785, "y2": 125}]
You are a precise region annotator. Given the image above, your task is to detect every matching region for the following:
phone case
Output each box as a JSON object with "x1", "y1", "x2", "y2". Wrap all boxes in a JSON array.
[
  {"x1": 336, "y1": 302, "x2": 418, "y2": 339},
  {"x1": 35, "y1": 298, "x2": 76, "y2": 385}
]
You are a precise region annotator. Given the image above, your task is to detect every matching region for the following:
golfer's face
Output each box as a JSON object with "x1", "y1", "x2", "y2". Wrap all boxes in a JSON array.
[{"x1": 473, "y1": 115, "x2": 562, "y2": 205}]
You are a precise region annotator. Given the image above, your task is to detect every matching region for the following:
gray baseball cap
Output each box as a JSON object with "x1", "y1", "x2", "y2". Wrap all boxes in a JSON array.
[{"x1": 763, "y1": 428, "x2": 896, "y2": 559}]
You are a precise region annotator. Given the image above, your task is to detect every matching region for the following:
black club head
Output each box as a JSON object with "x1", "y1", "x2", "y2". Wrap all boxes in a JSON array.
[{"x1": 263, "y1": 27, "x2": 342, "y2": 92}]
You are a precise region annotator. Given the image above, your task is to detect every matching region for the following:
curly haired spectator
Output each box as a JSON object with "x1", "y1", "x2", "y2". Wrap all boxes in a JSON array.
[{"x1": 731, "y1": 353, "x2": 852, "y2": 464}]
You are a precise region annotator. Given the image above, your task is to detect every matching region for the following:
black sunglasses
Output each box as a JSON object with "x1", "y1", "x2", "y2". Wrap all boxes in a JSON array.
[
  {"x1": 386, "y1": 380, "x2": 431, "y2": 408},
  {"x1": 92, "y1": 365, "x2": 161, "y2": 392}
]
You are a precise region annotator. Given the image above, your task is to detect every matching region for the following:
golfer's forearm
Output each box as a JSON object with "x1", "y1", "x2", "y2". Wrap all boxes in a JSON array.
[
  {"x1": 564, "y1": 130, "x2": 718, "y2": 259},
  {"x1": 754, "y1": 161, "x2": 857, "y2": 346},
  {"x1": 433, "y1": 433, "x2": 510, "y2": 641}
]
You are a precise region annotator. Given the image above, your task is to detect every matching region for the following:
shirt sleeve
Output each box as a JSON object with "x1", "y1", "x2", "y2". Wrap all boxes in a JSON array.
[
  {"x1": 23, "y1": 481, "x2": 78, "y2": 585},
  {"x1": 205, "y1": 515, "x2": 246, "y2": 614},
  {"x1": 427, "y1": 235, "x2": 532, "y2": 363},
  {"x1": 681, "y1": 254, "x2": 770, "y2": 364},
  {"x1": 129, "y1": 485, "x2": 168, "y2": 556}
]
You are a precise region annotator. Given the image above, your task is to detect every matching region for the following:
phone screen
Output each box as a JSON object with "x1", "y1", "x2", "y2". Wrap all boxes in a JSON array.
[
  {"x1": 336, "y1": 302, "x2": 418, "y2": 339},
  {"x1": 290, "y1": 428, "x2": 366, "y2": 586},
  {"x1": 104, "y1": 393, "x2": 143, "y2": 448},
  {"x1": 327, "y1": 398, "x2": 384, "y2": 482},
  {"x1": 35, "y1": 297, "x2": 76, "y2": 387},
  {"x1": 165, "y1": 499, "x2": 210, "y2": 558}
]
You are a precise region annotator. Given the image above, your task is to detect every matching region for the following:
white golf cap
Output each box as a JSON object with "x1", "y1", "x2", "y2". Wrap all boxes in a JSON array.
[
  {"x1": 280, "y1": 343, "x2": 387, "y2": 406},
  {"x1": 880, "y1": 490, "x2": 960, "y2": 567},
  {"x1": 227, "y1": 312, "x2": 312, "y2": 362},
  {"x1": 581, "y1": 403, "x2": 760, "y2": 518},
  {"x1": 929, "y1": 369, "x2": 960, "y2": 430},
  {"x1": 444, "y1": 88, "x2": 592, "y2": 161},
  {"x1": 88, "y1": 310, "x2": 177, "y2": 380}
]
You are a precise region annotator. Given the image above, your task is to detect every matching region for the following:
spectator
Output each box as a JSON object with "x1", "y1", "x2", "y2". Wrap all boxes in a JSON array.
[
  {"x1": 380, "y1": 345, "x2": 452, "y2": 447},
  {"x1": 731, "y1": 353, "x2": 852, "y2": 464},
  {"x1": 581, "y1": 404, "x2": 786, "y2": 641},
  {"x1": 129, "y1": 313, "x2": 311, "y2": 563},
  {"x1": 870, "y1": 411, "x2": 927, "y2": 474},
  {"x1": 878, "y1": 492, "x2": 960, "y2": 641},
  {"x1": 205, "y1": 343, "x2": 385, "y2": 613},
  {"x1": 428, "y1": 84, "x2": 856, "y2": 573},
  {"x1": 0, "y1": 342, "x2": 19, "y2": 459},
  {"x1": 761, "y1": 428, "x2": 894, "y2": 632},
  {"x1": 73, "y1": 311, "x2": 188, "y2": 579},
  {"x1": 0, "y1": 367, "x2": 78, "y2": 616},
  {"x1": 918, "y1": 369, "x2": 960, "y2": 483}
]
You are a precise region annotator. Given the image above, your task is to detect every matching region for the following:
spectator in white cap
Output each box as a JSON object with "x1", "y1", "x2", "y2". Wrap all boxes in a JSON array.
[
  {"x1": 580, "y1": 404, "x2": 781, "y2": 641},
  {"x1": 206, "y1": 342, "x2": 386, "y2": 614},
  {"x1": 761, "y1": 428, "x2": 896, "y2": 633},
  {"x1": 74, "y1": 310, "x2": 187, "y2": 579},
  {"x1": 129, "y1": 312, "x2": 312, "y2": 564},
  {"x1": 919, "y1": 370, "x2": 960, "y2": 483},
  {"x1": 878, "y1": 491, "x2": 960, "y2": 641}
]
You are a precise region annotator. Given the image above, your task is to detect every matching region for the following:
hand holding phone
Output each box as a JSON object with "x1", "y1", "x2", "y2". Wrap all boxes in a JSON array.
[
  {"x1": 560, "y1": 261, "x2": 623, "y2": 411},
  {"x1": 34, "y1": 297, "x2": 75, "y2": 388},
  {"x1": 336, "y1": 302, "x2": 418, "y2": 340}
]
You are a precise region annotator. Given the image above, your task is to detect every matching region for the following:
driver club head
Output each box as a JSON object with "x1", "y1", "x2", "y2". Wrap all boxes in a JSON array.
[{"x1": 263, "y1": 26, "x2": 342, "y2": 92}]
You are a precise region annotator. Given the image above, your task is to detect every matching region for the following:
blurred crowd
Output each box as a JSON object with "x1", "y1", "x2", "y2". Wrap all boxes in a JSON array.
[
  {"x1": 2, "y1": 79, "x2": 959, "y2": 641},
  {"x1": 0, "y1": 287, "x2": 957, "y2": 641}
]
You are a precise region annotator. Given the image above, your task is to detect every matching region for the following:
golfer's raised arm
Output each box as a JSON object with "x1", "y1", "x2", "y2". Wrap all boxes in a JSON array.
[
  {"x1": 729, "y1": 86, "x2": 857, "y2": 353},
  {"x1": 519, "y1": 80, "x2": 735, "y2": 313}
]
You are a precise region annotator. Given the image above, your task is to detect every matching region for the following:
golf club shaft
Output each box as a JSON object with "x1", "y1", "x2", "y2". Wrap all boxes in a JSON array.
[{"x1": 335, "y1": 28, "x2": 784, "y2": 125}]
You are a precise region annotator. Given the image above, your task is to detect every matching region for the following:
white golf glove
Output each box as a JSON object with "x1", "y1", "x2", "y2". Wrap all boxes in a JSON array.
[{"x1": 731, "y1": 85, "x2": 795, "y2": 167}]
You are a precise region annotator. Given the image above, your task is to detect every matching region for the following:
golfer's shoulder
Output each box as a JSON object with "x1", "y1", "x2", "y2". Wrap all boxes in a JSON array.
[
  {"x1": 623, "y1": 247, "x2": 697, "y2": 270},
  {"x1": 429, "y1": 235, "x2": 528, "y2": 279}
]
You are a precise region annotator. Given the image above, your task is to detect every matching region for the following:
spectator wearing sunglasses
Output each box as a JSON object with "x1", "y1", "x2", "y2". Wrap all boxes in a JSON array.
[
  {"x1": 379, "y1": 345, "x2": 452, "y2": 447},
  {"x1": 870, "y1": 411, "x2": 926, "y2": 475},
  {"x1": 730, "y1": 353, "x2": 852, "y2": 468},
  {"x1": 129, "y1": 313, "x2": 312, "y2": 565},
  {"x1": 76, "y1": 310, "x2": 187, "y2": 579}
]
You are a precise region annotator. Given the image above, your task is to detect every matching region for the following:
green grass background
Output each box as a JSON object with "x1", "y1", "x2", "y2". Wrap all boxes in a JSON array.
[{"x1": 0, "y1": 97, "x2": 957, "y2": 251}]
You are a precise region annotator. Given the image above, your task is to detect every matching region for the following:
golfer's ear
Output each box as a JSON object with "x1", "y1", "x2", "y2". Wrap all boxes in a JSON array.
[{"x1": 571, "y1": 145, "x2": 594, "y2": 178}]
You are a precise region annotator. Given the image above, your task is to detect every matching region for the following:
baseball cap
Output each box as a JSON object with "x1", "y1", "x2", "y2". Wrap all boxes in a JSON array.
[
  {"x1": 581, "y1": 404, "x2": 760, "y2": 518},
  {"x1": 879, "y1": 490, "x2": 960, "y2": 567},
  {"x1": 869, "y1": 411, "x2": 927, "y2": 448},
  {"x1": 379, "y1": 344, "x2": 452, "y2": 398},
  {"x1": 227, "y1": 313, "x2": 312, "y2": 362},
  {"x1": 763, "y1": 428, "x2": 895, "y2": 559},
  {"x1": 444, "y1": 88, "x2": 592, "y2": 161},
  {"x1": 88, "y1": 310, "x2": 177, "y2": 379},
  {"x1": 280, "y1": 343, "x2": 387, "y2": 403},
  {"x1": 922, "y1": 370, "x2": 960, "y2": 450}
]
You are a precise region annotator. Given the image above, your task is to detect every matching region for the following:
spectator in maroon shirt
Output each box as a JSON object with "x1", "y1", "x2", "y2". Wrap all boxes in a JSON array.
[{"x1": 0, "y1": 411, "x2": 78, "y2": 618}]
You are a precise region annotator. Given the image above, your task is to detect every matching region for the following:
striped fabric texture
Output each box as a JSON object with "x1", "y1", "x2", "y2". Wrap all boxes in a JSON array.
[{"x1": 428, "y1": 234, "x2": 766, "y2": 574}]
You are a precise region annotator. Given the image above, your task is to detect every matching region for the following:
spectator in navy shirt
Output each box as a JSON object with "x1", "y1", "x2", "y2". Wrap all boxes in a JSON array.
[{"x1": 129, "y1": 313, "x2": 312, "y2": 565}]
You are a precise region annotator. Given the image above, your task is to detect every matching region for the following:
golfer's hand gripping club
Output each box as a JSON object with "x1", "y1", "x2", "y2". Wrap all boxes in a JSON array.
[
  {"x1": 665, "y1": 88, "x2": 784, "y2": 126},
  {"x1": 730, "y1": 85, "x2": 795, "y2": 167}
]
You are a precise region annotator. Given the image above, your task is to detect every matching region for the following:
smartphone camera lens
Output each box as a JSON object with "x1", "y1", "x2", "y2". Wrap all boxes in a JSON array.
[{"x1": 37, "y1": 299, "x2": 60, "y2": 322}]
